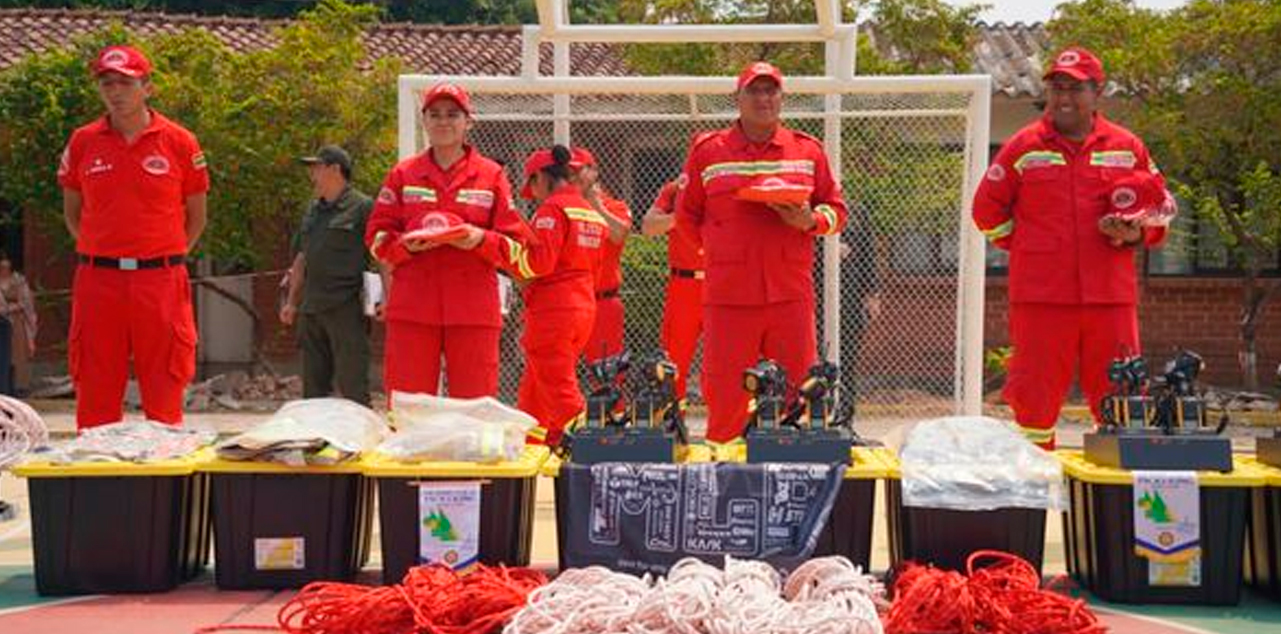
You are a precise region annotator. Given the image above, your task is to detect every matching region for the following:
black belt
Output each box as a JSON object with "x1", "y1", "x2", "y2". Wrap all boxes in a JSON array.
[
  {"x1": 596, "y1": 288, "x2": 620, "y2": 300},
  {"x1": 78, "y1": 254, "x2": 185, "y2": 270},
  {"x1": 670, "y1": 268, "x2": 705, "y2": 280}
]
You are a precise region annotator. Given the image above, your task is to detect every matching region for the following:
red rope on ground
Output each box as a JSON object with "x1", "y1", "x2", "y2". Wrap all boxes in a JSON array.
[
  {"x1": 883, "y1": 550, "x2": 1106, "y2": 634},
  {"x1": 194, "y1": 564, "x2": 547, "y2": 634}
]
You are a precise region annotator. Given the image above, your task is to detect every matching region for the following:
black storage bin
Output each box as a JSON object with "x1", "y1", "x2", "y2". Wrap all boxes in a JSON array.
[
  {"x1": 886, "y1": 479, "x2": 1046, "y2": 574},
  {"x1": 205, "y1": 461, "x2": 373, "y2": 590},
  {"x1": 1061, "y1": 450, "x2": 1258, "y2": 605},
  {"x1": 16, "y1": 460, "x2": 211, "y2": 595},
  {"x1": 363, "y1": 447, "x2": 545, "y2": 584}
]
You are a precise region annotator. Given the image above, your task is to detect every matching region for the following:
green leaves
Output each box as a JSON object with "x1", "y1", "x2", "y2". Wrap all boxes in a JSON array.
[{"x1": 0, "y1": 0, "x2": 401, "y2": 268}]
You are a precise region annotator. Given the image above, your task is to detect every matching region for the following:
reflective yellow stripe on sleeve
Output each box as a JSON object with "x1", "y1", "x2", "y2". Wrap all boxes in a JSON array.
[
  {"x1": 814, "y1": 204, "x2": 840, "y2": 236},
  {"x1": 981, "y1": 219, "x2": 1014, "y2": 241},
  {"x1": 504, "y1": 236, "x2": 536, "y2": 279}
]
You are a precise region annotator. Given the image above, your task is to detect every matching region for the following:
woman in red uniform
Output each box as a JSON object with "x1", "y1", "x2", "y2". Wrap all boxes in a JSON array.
[
  {"x1": 461, "y1": 145, "x2": 605, "y2": 446},
  {"x1": 572, "y1": 148, "x2": 631, "y2": 362},
  {"x1": 365, "y1": 83, "x2": 530, "y2": 400}
]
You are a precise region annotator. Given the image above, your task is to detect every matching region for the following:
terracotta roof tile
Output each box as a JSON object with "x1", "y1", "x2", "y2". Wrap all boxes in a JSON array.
[{"x1": 0, "y1": 9, "x2": 1052, "y2": 97}]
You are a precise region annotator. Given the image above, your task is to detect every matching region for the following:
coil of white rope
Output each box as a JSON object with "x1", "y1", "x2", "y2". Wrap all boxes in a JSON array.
[
  {"x1": 504, "y1": 556, "x2": 885, "y2": 634},
  {"x1": 0, "y1": 395, "x2": 46, "y2": 470}
]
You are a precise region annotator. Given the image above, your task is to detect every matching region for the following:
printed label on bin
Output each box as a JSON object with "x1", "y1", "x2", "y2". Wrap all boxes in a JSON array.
[
  {"x1": 1132, "y1": 471, "x2": 1201, "y2": 587},
  {"x1": 558, "y1": 462, "x2": 844, "y2": 575},
  {"x1": 254, "y1": 537, "x2": 305, "y2": 570},
  {"x1": 418, "y1": 482, "x2": 481, "y2": 570}
]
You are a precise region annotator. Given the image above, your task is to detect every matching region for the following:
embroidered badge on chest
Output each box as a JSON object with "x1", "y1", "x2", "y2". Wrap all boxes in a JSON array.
[{"x1": 142, "y1": 154, "x2": 171, "y2": 175}]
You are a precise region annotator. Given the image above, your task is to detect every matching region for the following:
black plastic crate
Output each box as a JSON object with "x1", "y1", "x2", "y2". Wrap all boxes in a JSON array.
[
  {"x1": 207, "y1": 467, "x2": 373, "y2": 589},
  {"x1": 376, "y1": 477, "x2": 535, "y2": 583},
  {"x1": 363, "y1": 447, "x2": 546, "y2": 585},
  {"x1": 19, "y1": 465, "x2": 210, "y2": 595},
  {"x1": 886, "y1": 480, "x2": 1046, "y2": 574},
  {"x1": 1061, "y1": 452, "x2": 1254, "y2": 605},
  {"x1": 1244, "y1": 464, "x2": 1281, "y2": 601}
]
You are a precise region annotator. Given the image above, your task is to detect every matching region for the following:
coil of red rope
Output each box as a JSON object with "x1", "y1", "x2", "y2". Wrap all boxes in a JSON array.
[
  {"x1": 196, "y1": 563, "x2": 547, "y2": 634},
  {"x1": 883, "y1": 550, "x2": 1106, "y2": 634}
]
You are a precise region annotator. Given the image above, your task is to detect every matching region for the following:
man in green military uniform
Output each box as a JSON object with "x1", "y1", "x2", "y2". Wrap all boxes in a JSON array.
[{"x1": 280, "y1": 145, "x2": 373, "y2": 405}]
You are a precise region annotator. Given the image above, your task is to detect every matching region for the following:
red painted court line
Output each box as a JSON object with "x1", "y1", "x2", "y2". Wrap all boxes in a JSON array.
[{"x1": 0, "y1": 583, "x2": 287, "y2": 634}]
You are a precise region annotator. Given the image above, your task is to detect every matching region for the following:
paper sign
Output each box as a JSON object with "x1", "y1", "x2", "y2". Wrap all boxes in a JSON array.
[
  {"x1": 418, "y1": 482, "x2": 481, "y2": 570},
  {"x1": 1133, "y1": 471, "x2": 1201, "y2": 587},
  {"x1": 254, "y1": 537, "x2": 305, "y2": 570}
]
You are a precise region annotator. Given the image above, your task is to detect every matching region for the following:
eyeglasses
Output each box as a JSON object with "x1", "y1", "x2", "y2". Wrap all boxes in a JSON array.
[
  {"x1": 1047, "y1": 81, "x2": 1094, "y2": 94},
  {"x1": 741, "y1": 84, "x2": 781, "y2": 97}
]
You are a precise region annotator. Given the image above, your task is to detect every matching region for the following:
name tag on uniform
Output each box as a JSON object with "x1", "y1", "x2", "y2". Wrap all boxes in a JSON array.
[{"x1": 456, "y1": 189, "x2": 494, "y2": 208}]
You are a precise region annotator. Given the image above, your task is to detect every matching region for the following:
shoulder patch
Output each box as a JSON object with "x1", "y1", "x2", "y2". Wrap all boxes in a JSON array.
[
  {"x1": 985, "y1": 164, "x2": 1006, "y2": 182},
  {"x1": 376, "y1": 187, "x2": 397, "y2": 205}
]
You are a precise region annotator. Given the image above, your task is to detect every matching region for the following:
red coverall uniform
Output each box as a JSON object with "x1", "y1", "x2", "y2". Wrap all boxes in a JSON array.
[
  {"x1": 583, "y1": 197, "x2": 630, "y2": 361},
  {"x1": 58, "y1": 111, "x2": 208, "y2": 428},
  {"x1": 972, "y1": 114, "x2": 1167, "y2": 448},
  {"x1": 653, "y1": 181, "x2": 707, "y2": 401},
  {"x1": 475, "y1": 185, "x2": 605, "y2": 446},
  {"x1": 366, "y1": 146, "x2": 530, "y2": 398},
  {"x1": 677, "y1": 124, "x2": 847, "y2": 443}
]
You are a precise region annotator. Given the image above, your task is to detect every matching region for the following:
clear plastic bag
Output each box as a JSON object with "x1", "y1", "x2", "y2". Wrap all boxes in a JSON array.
[
  {"x1": 378, "y1": 392, "x2": 537, "y2": 463},
  {"x1": 217, "y1": 398, "x2": 389, "y2": 465},
  {"x1": 895, "y1": 416, "x2": 1067, "y2": 511}
]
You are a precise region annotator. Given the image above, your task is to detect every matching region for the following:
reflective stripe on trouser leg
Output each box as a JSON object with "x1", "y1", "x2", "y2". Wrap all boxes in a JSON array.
[{"x1": 1018, "y1": 423, "x2": 1056, "y2": 449}]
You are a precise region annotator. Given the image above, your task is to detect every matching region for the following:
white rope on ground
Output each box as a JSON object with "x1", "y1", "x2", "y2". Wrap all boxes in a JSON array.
[
  {"x1": 0, "y1": 395, "x2": 46, "y2": 471},
  {"x1": 504, "y1": 556, "x2": 885, "y2": 634}
]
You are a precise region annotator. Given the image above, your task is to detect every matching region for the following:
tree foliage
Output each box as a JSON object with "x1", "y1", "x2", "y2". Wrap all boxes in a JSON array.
[
  {"x1": 616, "y1": 0, "x2": 986, "y2": 77},
  {"x1": 0, "y1": 0, "x2": 402, "y2": 268},
  {"x1": 1049, "y1": 0, "x2": 1281, "y2": 387}
]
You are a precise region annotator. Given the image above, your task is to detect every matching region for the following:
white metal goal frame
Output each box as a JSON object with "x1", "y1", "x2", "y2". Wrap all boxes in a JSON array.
[{"x1": 394, "y1": 3, "x2": 990, "y2": 420}]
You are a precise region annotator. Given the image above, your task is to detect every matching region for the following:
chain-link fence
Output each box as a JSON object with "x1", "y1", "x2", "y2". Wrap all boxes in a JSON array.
[{"x1": 402, "y1": 80, "x2": 984, "y2": 423}]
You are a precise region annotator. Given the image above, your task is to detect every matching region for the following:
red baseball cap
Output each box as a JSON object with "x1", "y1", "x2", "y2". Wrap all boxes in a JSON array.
[
  {"x1": 520, "y1": 149, "x2": 557, "y2": 200},
  {"x1": 736, "y1": 61, "x2": 784, "y2": 92},
  {"x1": 1043, "y1": 47, "x2": 1105, "y2": 85},
  {"x1": 92, "y1": 45, "x2": 151, "y2": 78},
  {"x1": 422, "y1": 83, "x2": 473, "y2": 115},
  {"x1": 570, "y1": 147, "x2": 597, "y2": 169},
  {"x1": 1109, "y1": 171, "x2": 1164, "y2": 219}
]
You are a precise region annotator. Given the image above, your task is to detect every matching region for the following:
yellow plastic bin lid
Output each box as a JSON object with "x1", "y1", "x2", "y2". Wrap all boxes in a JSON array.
[
  {"x1": 688, "y1": 442, "x2": 897, "y2": 479},
  {"x1": 11, "y1": 448, "x2": 213, "y2": 478},
  {"x1": 362, "y1": 445, "x2": 549, "y2": 478},
  {"x1": 1234, "y1": 456, "x2": 1281, "y2": 487},
  {"x1": 1056, "y1": 450, "x2": 1267, "y2": 487},
  {"x1": 198, "y1": 454, "x2": 366, "y2": 475}
]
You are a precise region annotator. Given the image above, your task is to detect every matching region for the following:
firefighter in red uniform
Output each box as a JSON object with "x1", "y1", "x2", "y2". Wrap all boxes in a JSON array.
[
  {"x1": 676, "y1": 62, "x2": 848, "y2": 444},
  {"x1": 460, "y1": 145, "x2": 605, "y2": 446},
  {"x1": 59, "y1": 45, "x2": 209, "y2": 429},
  {"x1": 573, "y1": 148, "x2": 632, "y2": 362},
  {"x1": 642, "y1": 179, "x2": 706, "y2": 403},
  {"x1": 972, "y1": 48, "x2": 1171, "y2": 449},
  {"x1": 365, "y1": 84, "x2": 531, "y2": 399}
]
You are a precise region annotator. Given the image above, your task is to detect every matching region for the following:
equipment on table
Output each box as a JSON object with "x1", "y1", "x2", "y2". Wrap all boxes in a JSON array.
[
  {"x1": 745, "y1": 359, "x2": 855, "y2": 465},
  {"x1": 583, "y1": 351, "x2": 629, "y2": 429},
  {"x1": 565, "y1": 350, "x2": 688, "y2": 464},
  {"x1": 1088, "y1": 349, "x2": 1232, "y2": 471}
]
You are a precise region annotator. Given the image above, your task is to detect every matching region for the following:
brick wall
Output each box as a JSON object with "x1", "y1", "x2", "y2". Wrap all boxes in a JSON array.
[{"x1": 983, "y1": 276, "x2": 1280, "y2": 387}]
